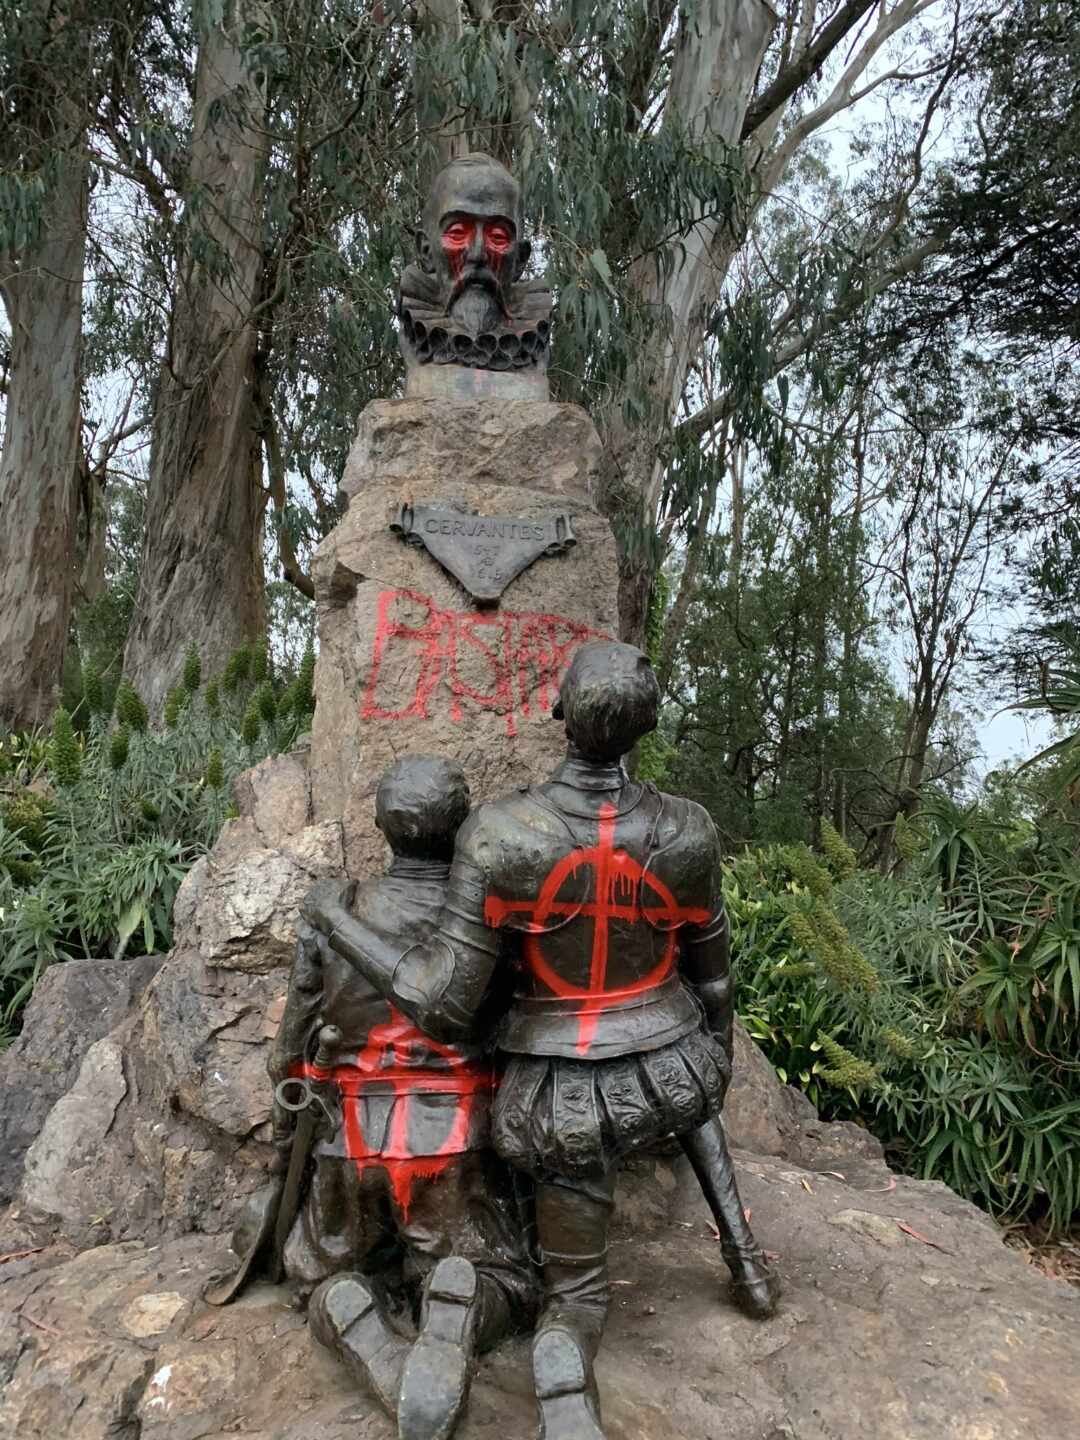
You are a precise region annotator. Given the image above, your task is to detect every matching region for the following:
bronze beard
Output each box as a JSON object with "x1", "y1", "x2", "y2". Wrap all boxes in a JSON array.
[{"x1": 398, "y1": 263, "x2": 552, "y2": 371}]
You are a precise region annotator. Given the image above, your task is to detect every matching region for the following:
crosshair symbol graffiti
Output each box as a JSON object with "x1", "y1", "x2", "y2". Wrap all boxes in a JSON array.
[
  {"x1": 486, "y1": 802, "x2": 711, "y2": 1054},
  {"x1": 291, "y1": 1009, "x2": 490, "y2": 1218}
]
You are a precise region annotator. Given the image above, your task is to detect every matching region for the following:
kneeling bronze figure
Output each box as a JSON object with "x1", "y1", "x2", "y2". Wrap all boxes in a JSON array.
[{"x1": 303, "y1": 643, "x2": 779, "y2": 1439}]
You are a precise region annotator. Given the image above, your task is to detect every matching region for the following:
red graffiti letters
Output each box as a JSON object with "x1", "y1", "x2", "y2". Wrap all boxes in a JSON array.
[{"x1": 361, "y1": 588, "x2": 608, "y2": 737}]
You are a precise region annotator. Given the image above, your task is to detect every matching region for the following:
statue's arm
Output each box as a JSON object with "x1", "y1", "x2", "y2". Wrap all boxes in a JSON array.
[
  {"x1": 677, "y1": 817, "x2": 733, "y2": 1063},
  {"x1": 680, "y1": 899, "x2": 733, "y2": 1063},
  {"x1": 301, "y1": 826, "x2": 500, "y2": 1045}
]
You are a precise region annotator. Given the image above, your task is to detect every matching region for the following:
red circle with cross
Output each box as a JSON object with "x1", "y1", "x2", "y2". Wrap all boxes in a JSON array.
[{"x1": 485, "y1": 803, "x2": 711, "y2": 1054}]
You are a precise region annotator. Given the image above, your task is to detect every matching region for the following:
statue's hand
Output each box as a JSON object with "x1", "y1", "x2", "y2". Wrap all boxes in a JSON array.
[{"x1": 300, "y1": 876, "x2": 349, "y2": 934}]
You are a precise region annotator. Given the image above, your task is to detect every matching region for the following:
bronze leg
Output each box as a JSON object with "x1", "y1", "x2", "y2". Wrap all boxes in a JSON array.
[
  {"x1": 680, "y1": 1115, "x2": 781, "y2": 1319},
  {"x1": 530, "y1": 1176, "x2": 613, "y2": 1440}
]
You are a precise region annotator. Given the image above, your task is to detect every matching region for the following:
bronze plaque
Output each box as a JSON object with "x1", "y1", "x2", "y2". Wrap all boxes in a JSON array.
[{"x1": 389, "y1": 503, "x2": 576, "y2": 604}]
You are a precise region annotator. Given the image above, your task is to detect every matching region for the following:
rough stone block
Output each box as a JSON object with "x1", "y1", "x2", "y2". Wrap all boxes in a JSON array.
[
  {"x1": 311, "y1": 466, "x2": 619, "y2": 876},
  {"x1": 339, "y1": 397, "x2": 602, "y2": 504}
]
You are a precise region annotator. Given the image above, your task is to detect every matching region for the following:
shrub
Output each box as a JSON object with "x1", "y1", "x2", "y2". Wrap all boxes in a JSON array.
[
  {"x1": 0, "y1": 643, "x2": 317, "y2": 1038},
  {"x1": 730, "y1": 818, "x2": 1080, "y2": 1233}
]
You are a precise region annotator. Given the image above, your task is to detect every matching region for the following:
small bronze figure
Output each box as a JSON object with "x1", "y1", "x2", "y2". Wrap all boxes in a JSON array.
[
  {"x1": 398, "y1": 152, "x2": 551, "y2": 372},
  {"x1": 303, "y1": 643, "x2": 780, "y2": 1440},
  {"x1": 223, "y1": 757, "x2": 535, "y2": 1440}
]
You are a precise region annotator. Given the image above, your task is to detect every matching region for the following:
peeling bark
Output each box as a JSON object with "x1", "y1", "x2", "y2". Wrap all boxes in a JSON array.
[
  {"x1": 0, "y1": 151, "x2": 87, "y2": 729},
  {"x1": 123, "y1": 5, "x2": 268, "y2": 712}
]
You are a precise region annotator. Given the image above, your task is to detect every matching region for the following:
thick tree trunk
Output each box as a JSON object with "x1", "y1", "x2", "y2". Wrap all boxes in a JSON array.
[
  {"x1": 123, "y1": 7, "x2": 268, "y2": 712},
  {"x1": 0, "y1": 152, "x2": 87, "y2": 729},
  {"x1": 603, "y1": 0, "x2": 775, "y2": 641}
]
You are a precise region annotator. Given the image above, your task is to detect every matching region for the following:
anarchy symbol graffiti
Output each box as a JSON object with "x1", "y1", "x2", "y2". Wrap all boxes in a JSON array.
[{"x1": 486, "y1": 803, "x2": 710, "y2": 1054}]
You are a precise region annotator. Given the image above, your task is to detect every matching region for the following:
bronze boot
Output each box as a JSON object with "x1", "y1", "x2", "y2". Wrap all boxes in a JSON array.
[
  {"x1": 397, "y1": 1256, "x2": 480, "y2": 1440},
  {"x1": 532, "y1": 1322, "x2": 606, "y2": 1440},
  {"x1": 308, "y1": 1273, "x2": 408, "y2": 1417},
  {"x1": 721, "y1": 1243, "x2": 781, "y2": 1320},
  {"x1": 680, "y1": 1115, "x2": 781, "y2": 1320}
]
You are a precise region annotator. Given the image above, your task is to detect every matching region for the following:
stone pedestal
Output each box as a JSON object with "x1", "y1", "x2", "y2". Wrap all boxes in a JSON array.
[{"x1": 310, "y1": 397, "x2": 620, "y2": 876}]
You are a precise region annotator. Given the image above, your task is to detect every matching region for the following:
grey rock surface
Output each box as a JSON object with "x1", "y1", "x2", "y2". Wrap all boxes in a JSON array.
[
  {"x1": 12, "y1": 749, "x2": 340, "y2": 1246},
  {"x1": 339, "y1": 398, "x2": 601, "y2": 504},
  {"x1": 310, "y1": 489, "x2": 619, "y2": 878},
  {"x1": 3, "y1": 1149, "x2": 1077, "y2": 1440},
  {"x1": 0, "y1": 952, "x2": 163, "y2": 1202}
]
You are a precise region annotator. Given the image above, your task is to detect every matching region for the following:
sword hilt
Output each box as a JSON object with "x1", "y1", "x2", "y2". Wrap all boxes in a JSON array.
[{"x1": 313, "y1": 1023, "x2": 342, "y2": 1071}]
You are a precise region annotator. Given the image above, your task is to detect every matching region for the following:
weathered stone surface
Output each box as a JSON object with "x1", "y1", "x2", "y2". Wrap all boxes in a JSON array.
[
  {"x1": 4, "y1": 1152, "x2": 1078, "y2": 1440},
  {"x1": 722, "y1": 1021, "x2": 819, "y2": 1160},
  {"x1": 230, "y1": 744, "x2": 313, "y2": 849},
  {"x1": 13, "y1": 745, "x2": 342, "y2": 1245},
  {"x1": 0, "y1": 952, "x2": 163, "y2": 1202},
  {"x1": 339, "y1": 398, "x2": 601, "y2": 505},
  {"x1": 311, "y1": 476, "x2": 619, "y2": 876},
  {"x1": 21, "y1": 1034, "x2": 129, "y2": 1224},
  {"x1": 172, "y1": 820, "x2": 343, "y2": 971}
]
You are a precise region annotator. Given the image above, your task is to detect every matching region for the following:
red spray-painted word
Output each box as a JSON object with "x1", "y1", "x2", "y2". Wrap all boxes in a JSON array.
[
  {"x1": 361, "y1": 587, "x2": 608, "y2": 738},
  {"x1": 486, "y1": 803, "x2": 712, "y2": 1055},
  {"x1": 292, "y1": 1008, "x2": 491, "y2": 1220}
]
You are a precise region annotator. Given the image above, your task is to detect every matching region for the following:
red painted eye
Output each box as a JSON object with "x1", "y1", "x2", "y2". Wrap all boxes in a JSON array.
[
  {"x1": 485, "y1": 223, "x2": 513, "y2": 254},
  {"x1": 442, "y1": 221, "x2": 474, "y2": 249}
]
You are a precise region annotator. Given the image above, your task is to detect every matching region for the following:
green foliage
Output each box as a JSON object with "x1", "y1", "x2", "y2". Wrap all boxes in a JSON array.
[
  {"x1": 205, "y1": 748, "x2": 224, "y2": 790},
  {"x1": 81, "y1": 661, "x2": 105, "y2": 716},
  {"x1": 223, "y1": 645, "x2": 252, "y2": 693},
  {"x1": 182, "y1": 645, "x2": 202, "y2": 695},
  {"x1": 820, "y1": 819, "x2": 856, "y2": 880},
  {"x1": 816, "y1": 1033, "x2": 877, "y2": 1089},
  {"x1": 732, "y1": 789, "x2": 1080, "y2": 1232},
  {"x1": 0, "y1": 641, "x2": 317, "y2": 1032},
  {"x1": 109, "y1": 725, "x2": 131, "y2": 771},
  {"x1": 251, "y1": 638, "x2": 269, "y2": 684},
  {"x1": 163, "y1": 687, "x2": 186, "y2": 728},
  {"x1": 114, "y1": 678, "x2": 149, "y2": 732},
  {"x1": 256, "y1": 681, "x2": 277, "y2": 726},
  {"x1": 294, "y1": 643, "x2": 315, "y2": 717},
  {"x1": 240, "y1": 698, "x2": 261, "y2": 747},
  {"x1": 49, "y1": 709, "x2": 81, "y2": 786}
]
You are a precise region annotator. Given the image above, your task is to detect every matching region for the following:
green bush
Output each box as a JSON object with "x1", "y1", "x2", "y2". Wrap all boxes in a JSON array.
[
  {"x1": 729, "y1": 809, "x2": 1080, "y2": 1233},
  {"x1": 0, "y1": 645, "x2": 316, "y2": 1043}
]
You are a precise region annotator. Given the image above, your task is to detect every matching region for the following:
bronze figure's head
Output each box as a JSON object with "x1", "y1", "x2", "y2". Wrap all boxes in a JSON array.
[
  {"x1": 554, "y1": 641, "x2": 661, "y2": 761},
  {"x1": 398, "y1": 152, "x2": 551, "y2": 373},
  {"x1": 375, "y1": 754, "x2": 471, "y2": 861},
  {"x1": 418, "y1": 154, "x2": 531, "y2": 332}
]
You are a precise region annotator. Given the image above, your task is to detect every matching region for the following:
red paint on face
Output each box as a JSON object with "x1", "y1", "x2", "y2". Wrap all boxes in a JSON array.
[
  {"x1": 441, "y1": 217, "x2": 515, "y2": 278},
  {"x1": 484, "y1": 803, "x2": 712, "y2": 1055}
]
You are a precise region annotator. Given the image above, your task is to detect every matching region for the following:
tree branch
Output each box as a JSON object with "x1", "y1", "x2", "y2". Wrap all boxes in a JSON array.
[{"x1": 740, "y1": 0, "x2": 879, "y2": 140}]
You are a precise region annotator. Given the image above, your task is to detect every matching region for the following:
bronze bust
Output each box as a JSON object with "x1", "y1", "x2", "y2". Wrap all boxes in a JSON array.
[{"x1": 398, "y1": 152, "x2": 552, "y2": 373}]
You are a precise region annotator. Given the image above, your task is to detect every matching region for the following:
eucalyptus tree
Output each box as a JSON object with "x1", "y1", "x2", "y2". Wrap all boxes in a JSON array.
[
  {"x1": 0, "y1": 2, "x2": 90, "y2": 727},
  {"x1": 3, "y1": 1, "x2": 976, "y2": 716}
]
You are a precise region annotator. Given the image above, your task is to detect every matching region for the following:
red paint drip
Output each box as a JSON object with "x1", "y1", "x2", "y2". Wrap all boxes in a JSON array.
[{"x1": 290, "y1": 1009, "x2": 491, "y2": 1220}]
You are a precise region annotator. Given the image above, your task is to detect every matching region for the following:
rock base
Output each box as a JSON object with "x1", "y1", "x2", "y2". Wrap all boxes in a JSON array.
[{"x1": 3, "y1": 1147, "x2": 1078, "y2": 1440}]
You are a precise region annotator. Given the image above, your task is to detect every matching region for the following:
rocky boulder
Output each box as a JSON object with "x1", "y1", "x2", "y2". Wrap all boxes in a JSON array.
[
  {"x1": 3, "y1": 1144, "x2": 1078, "y2": 1439},
  {"x1": 0, "y1": 952, "x2": 163, "y2": 1203},
  {"x1": 12, "y1": 748, "x2": 343, "y2": 1246}
]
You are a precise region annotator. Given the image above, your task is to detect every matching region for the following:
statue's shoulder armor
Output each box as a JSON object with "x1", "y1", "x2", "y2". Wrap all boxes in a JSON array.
[
  {"x1": 454, "y1": 790, "x2": 577, "y2": 881},
  {"x1": 645, "y1": 789, "x2": 722, "y2": 912}
]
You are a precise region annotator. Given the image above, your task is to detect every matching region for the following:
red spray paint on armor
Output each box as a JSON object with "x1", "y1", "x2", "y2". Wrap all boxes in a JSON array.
[
  {"x1": 292, "y1": 1008, "x2": 491, "y2": 1219},
  {"x1": 485, "y1": 803, "x2": 712, "y2": 1054}
]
